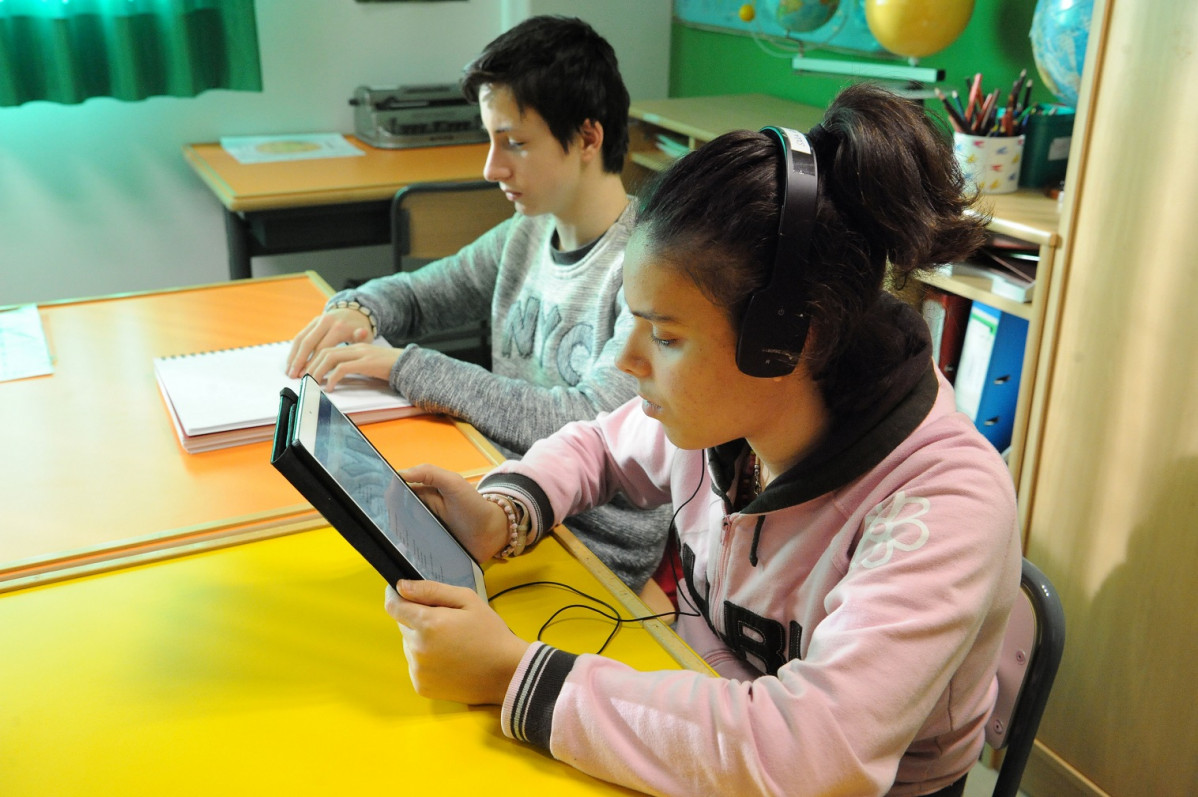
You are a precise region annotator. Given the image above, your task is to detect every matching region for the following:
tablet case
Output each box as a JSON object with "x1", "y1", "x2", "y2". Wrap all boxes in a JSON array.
[{"x1": 271, "y1": 386, "x2": 418, "y2": 588}]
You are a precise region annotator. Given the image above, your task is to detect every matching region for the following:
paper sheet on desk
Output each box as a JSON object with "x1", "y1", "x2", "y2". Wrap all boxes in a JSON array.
[
  {"x1": 0, "y1": 304, "x2": 54, "y2": 382},
  {"x1": 220, "y1": 134, "x2": 366, "y2": 164}
]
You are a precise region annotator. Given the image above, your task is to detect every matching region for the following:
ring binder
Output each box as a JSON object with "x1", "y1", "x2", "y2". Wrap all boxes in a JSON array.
[{"x1": 153, "y1": 340, "x2": 421, "y2": 453}]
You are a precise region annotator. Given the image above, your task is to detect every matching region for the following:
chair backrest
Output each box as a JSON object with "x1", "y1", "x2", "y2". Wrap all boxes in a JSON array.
[
  {"x1": 985, "y1": 557, "x2": 1066, "y2": 797},
  {"x1": 390, "y1": 180, "x2": 512, "y2": 270}
]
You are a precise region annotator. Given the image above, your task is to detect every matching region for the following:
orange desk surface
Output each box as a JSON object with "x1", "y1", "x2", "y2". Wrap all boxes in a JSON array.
[
  {"x1": 183, "y1": 137, "x2": 490, "y2": 212},
  {"x1": 0, "y1": 525, "x2": 703, "y2": 796},
  {"x1": 0, "y1": 274, "x2": 500, "y2": 589}
]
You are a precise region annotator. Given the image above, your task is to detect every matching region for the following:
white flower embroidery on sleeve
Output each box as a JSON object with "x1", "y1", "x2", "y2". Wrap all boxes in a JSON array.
[{"x1": 851, "y1": 491, "x2": 931, "y2": 570}]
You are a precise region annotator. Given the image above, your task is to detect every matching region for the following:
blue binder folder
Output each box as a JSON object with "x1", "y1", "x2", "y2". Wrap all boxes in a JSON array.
[{"x1": 953, "y1": 302, "x2": 1029, "y2": 452}]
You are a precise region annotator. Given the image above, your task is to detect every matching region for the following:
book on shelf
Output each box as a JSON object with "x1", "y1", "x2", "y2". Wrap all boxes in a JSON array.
[
  {"x1": 940, "y1": 243, "x2": 1039, "y2": 303},
  {"x1": 921, "y1": 287, "x2": 972, "y2": 385},
  {"x1": 153, "y1": 340, "x2": 421, "y2": 454},
  {"x1": 654, "y1": 132, "x2": 690, "y2": 159}
]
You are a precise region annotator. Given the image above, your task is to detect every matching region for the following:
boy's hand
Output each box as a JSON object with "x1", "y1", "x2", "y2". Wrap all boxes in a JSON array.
[
  {"x1": 302, "y1": 336, "x2": 401, "y2": 391},
  {"x1": 286, "y1": 308, "x2": 374, "y2": 379}
]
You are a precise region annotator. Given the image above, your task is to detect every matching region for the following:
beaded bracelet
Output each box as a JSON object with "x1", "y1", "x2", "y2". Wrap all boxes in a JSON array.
[
  {"x1": 332, "y1": 299, "x2": 378, "y2": 340},
  {"x1": 482, "y1": 493, "x2": 529, "y2": 560}
]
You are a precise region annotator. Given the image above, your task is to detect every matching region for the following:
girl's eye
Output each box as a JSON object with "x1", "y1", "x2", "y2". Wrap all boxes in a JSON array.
[
  {"x1": 650, "y1": 331, "x2": 675, "y2": 348},
  {"x1": 507, "y1": 139, "x2": 525, "y2": 149}
]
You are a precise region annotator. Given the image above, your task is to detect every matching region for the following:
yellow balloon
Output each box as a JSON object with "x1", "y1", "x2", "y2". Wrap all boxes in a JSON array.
[
  {"x1": 865, "y1": 0, "x2": 974, "y2": 58},
  {"x1": 739, "y1": 3, "x2": 757, "y2": 22}
]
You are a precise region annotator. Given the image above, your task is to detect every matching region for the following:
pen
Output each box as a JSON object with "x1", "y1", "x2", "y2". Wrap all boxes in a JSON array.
[
  {"x1": 967, "y1": 73, "x2": 983, "y2": 129},
  {"x1": 950, "y1": 89, "x2": 966, "y2": 119},
  {"x1": 1018, "y1": 79, "x2": 1034, "y2": 116},
  {"x1": 977, "y1": 89, "x2": 998, "y2": 135},
  {"x1": 935, "y1": 87, "x2": 967, "y2": 132},
  {"x1": 1008, "y1": 68, "x2": 1027, "y2": 113}
]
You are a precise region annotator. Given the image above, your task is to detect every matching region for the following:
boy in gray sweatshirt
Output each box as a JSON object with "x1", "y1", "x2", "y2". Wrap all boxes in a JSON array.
[{"x1": 286, "y1": 16, "x2": 666, "y2": 591}]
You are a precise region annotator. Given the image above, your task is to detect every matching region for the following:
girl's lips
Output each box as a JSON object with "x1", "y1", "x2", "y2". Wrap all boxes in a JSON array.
[{"x1": 640, "y1": 396, "x2": 662, "y2": 417}]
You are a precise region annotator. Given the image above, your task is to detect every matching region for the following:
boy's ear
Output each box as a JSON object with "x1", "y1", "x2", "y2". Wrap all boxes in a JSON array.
[{"x1": 577, "y1": 118, "x2": 605, "y2": 162}]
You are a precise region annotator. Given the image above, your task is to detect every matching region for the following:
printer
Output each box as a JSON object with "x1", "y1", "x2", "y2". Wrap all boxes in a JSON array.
[{"x1": 349, "y1": 84, "x2": 488, "y2": 149}]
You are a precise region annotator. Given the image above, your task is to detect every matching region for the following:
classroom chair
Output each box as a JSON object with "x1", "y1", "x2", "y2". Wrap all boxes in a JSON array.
[
  {"x1": 388, "y1": 180, "x2": 513, "y2": 367},
  {"x1": 390, "y1": 179, "x2": 512, "y2": 271},
  {"x1": 984, "y1": 556, "x2": 1067, "y2": 797}
]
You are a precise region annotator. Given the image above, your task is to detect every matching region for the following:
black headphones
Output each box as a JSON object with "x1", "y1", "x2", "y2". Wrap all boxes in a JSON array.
[{"x1": 735, "y1": 125, "x2": 820, "y2": 378}]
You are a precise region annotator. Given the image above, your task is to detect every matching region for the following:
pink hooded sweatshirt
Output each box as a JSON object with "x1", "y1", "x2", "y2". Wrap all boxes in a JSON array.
[{"x1": 481, "y1": 344, "x2": 1020, "y2": 797}]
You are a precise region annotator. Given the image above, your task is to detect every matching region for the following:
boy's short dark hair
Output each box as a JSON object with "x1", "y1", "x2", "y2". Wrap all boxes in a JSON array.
[{"x1": 461, "y1": 15, "x2": 630, "y2": 174}]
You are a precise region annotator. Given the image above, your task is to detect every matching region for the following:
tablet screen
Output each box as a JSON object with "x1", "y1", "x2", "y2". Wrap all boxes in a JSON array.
[{"x1": 308, "y1": 390, "x2": 481, "y2": 591}]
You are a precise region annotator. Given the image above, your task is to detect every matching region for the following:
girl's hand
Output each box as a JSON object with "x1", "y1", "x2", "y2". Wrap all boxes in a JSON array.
[
  {"x1": 385, "y1": 579, "x2": 530, "y2": 705},
  {"x1": 399, "y1": 465, "x2": 511, "y2": 561}
]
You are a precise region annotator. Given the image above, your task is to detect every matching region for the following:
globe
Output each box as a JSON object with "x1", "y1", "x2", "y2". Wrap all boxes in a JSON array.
[
  {"x1": 770, "y1": 0, "x2": 841, "y2": 34},
  {"x1": 1030, "y1": 0, "x2": 1093, "y2": 108},
  {"x1": 865, "y1": 0, "x2": 974, "y2": 58}
]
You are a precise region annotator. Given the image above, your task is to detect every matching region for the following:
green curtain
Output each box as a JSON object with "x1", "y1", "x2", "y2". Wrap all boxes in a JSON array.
[{"x1": 0, "y1": 0, "x2": 262, "y2": 107}]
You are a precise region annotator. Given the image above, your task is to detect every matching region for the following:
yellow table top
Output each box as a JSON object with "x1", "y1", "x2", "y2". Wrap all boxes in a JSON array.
[{"x1": 0, "y1": 525, "x2": 700, "y2": 795}]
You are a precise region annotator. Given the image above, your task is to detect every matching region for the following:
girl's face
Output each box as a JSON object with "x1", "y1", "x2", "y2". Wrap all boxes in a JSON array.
[{"x1": 617, "y1": 231, "x2": 805, "y2": 452}]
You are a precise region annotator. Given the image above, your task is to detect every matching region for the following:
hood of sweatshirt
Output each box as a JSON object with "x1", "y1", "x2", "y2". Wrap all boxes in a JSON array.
[{"x1": 706, "y1": 293, "x2": 937, "y2": 514}]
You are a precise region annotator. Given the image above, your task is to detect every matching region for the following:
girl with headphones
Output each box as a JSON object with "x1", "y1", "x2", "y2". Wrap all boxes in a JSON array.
[{"x1": 385, "y1": 83, "x2": 1021, "y2": 797}]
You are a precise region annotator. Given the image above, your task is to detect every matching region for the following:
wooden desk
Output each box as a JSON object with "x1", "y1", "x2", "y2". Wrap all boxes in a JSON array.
[
  {"x1": 0, "y1": 512, "x2": 707, "y2": 795},
  {"x1": 0, "y1": 273, "x2": 500, "y2": 591},
  {"x1": 1, "y1": 274, "x2": 709, "y2": 795},
  {"x1": 183, "y1": 137, "x2": 489, "y2": 280}
]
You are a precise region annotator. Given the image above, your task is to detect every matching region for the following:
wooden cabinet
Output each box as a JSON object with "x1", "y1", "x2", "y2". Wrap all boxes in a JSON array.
[{"x1": 627, "y1": 95, "x2": 1063, "y2": 528}]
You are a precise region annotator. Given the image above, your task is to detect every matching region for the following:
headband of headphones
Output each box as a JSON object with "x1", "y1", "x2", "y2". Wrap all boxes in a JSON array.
[{"x1": 735, "y1": 126, "x2": 820, "y2": 377}]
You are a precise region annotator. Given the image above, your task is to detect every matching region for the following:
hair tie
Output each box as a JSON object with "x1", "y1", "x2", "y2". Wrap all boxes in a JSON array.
[{"x1": 806, "y1": 122, "x2": 837, "y2": 161}]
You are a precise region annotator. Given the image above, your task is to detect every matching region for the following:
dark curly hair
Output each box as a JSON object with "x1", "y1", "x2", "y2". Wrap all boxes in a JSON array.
[
  {"x1": 461, "y1": 15, "x2": 630, "y2": 174},
  {"x1": 635, "y1": 83, "x2": 990, "y2": 416}
]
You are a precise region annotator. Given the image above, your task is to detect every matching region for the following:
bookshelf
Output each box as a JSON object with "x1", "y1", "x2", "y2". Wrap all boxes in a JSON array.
[
  {"x1": 626, "y1": 96, "x2": 1063, "y2": 519},
  {"x1": 950, "y1": 190, "x2": 1061, "y2": 508}
]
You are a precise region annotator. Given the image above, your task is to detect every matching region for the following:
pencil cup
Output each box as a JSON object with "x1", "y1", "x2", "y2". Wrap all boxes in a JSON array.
[{"x1": 953, "y1": 132, "x2": 1025, "y2": 195}]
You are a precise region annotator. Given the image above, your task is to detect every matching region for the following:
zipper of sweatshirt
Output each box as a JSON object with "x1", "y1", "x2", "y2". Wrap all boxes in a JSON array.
[{"x1": 708, "y1": 512, "x2": 738, "y2": 633}]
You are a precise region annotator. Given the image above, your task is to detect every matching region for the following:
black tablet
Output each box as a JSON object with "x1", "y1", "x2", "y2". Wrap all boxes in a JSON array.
[{"x1": 271, "y1": 375, "x2": 486, "y2": 598}]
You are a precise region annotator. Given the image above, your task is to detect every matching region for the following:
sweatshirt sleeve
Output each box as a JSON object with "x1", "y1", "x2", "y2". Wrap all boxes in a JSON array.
[
  {"x1": 334, "y1": 211, "x2": 639, "y2": 454},
  {"x1": 479, "y1": 398, "x2": 676, "y2": 533},
  {"x1": 389, "y1": 323, "x2": 636, "y2": 454}
]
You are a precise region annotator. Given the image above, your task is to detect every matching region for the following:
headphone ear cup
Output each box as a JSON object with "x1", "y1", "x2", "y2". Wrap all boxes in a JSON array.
[{"x1": 736, "y1": 290, "x2": 810, "y2": 377}]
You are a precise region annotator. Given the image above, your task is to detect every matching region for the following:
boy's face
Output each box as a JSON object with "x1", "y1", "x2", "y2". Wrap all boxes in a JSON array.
[{"x1": 479, "y1": 84, "x2": 583, "y2": 219}]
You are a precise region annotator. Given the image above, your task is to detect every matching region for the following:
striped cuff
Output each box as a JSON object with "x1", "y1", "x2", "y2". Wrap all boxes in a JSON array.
[{"x1": 500, "y1": 642, "x2": 578, "y2": 751}]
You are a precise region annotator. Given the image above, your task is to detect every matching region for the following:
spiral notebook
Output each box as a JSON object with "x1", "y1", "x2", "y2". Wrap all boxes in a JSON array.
[{"x1": 154, "y1": 340, "x2": 421, "y2": 454}]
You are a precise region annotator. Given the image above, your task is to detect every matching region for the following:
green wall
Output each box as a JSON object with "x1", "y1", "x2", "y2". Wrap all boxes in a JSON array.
[{"x1": 668, "y1": 0, "x2": 1056, "y2": 121}]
